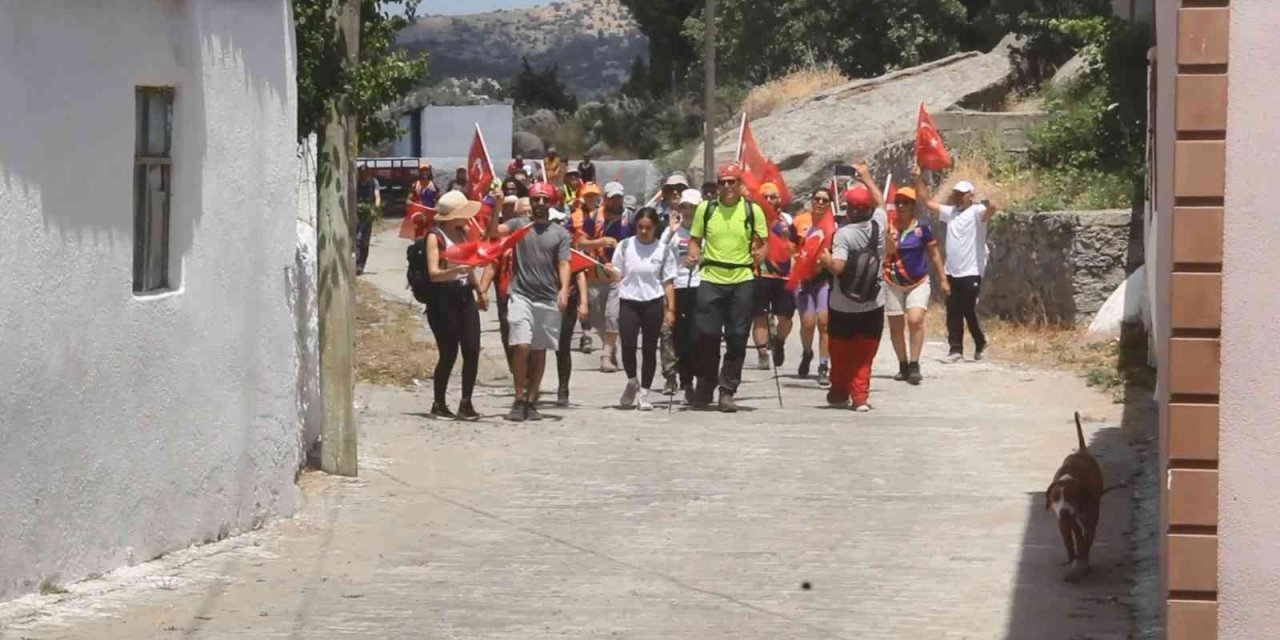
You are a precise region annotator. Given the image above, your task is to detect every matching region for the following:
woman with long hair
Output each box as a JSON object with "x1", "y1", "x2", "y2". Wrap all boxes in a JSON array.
[
  {"x1": 883, "y1": 184, "x2": 948, "y2": 384},
  {"x1": 791, "y1": 187, "x2": 836, "y2": 388},
  {"x1": 409, "y1": 163, "x2": 439, "y2": 207},
  {"x1": 422, "y1": 191, "x2": 489, "y2": 420},
  {"x1": 611, "y1": 207, "x2": 675, "y2": 411}
]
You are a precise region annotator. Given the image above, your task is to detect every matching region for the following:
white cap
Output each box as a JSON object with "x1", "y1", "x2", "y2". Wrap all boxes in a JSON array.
[
  {"x1": 664, "y1": 174, "x2": 689, "y2": 188},
  {"x1": 503, "y1": 195, "x2": 518, "y2": 205},
  {"x1": 953, "y1": 180, "x2": 975, "y2": 194},
  {"x1": 604, "y1": 181, "x2": 625, "y2": 198},
  {"x1": 679, "y1": 188, "x2": 704, "y2": 206}
]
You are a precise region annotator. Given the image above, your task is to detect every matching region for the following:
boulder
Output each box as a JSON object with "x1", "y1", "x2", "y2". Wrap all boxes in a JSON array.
[
  {"x1": 1050, "y1": 52, "x2": 1089, "y2": 89},
  {"x1": 1086, "y1": 265, "x2": 1148, "y2": 340},
  {"x1": 515, "y1": 108, "x2": 560, "y2": 132},
  {"x1": 512, "y1": 131, "x2": 545, "y2": 158},
  {"x1": 587, "y1": 140, "x2": 615, "y2": 160}
]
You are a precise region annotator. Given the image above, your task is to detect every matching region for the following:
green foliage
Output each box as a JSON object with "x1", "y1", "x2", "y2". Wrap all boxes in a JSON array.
[
  {"x1": 617, "y1": 0, "x2": 701, "y2": 96},
  {"x1": 621, "y1": 56, "x2": 651, "y2": 98},
  {"x1": 972, "y1": 0, "x2": 1113, "y2": 88},
  {"x1": 295, "y1": 0, "x2": 428, "y2": 148},
  {"x1": 511, "y1": 58, "x2": 579, "y2": 113}
]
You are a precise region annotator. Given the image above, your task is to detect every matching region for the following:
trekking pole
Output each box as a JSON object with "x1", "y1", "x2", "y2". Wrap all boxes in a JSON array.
[{"x1": 763, "y1": 303, "x2": 785, "y2": 409}]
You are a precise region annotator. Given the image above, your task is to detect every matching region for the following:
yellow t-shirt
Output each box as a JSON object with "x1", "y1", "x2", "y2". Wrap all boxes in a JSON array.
[{"x1": 690, "y1": 198, "x2": 768, "y2": 285}]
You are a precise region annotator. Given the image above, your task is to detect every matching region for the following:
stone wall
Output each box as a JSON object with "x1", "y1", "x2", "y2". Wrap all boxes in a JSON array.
[
  {"x1": 930, "y1": 110, "x2": 1051, "y2": 160},
  {"x1": 980, "y1": 209, "x2": 1135, "y2": 325}
]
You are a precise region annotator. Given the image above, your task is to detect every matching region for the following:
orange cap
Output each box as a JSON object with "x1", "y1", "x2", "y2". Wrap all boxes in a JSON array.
[
  {"x1": 895, "y1": 186, "x2": 917, "y2": 202},
  {"x1": 580, "y1": 183, "x2": 602, "y2": 197}
]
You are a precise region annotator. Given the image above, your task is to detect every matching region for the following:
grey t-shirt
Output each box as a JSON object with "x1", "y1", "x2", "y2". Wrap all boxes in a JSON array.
[
  {"x1": 829, "y1": 208, "x2": 888, "y2": 314},
  {"x1": 506, "y1": 216, "x2": 571, "y2": 303}
]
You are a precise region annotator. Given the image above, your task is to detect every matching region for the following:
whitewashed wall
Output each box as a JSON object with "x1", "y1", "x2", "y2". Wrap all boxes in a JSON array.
[
  {"x1": 0, "y1": 0, "x2": 300, "y2": 600},
  {"x1": 291, "y1": 137, "x2": 322, "y2": 466}
]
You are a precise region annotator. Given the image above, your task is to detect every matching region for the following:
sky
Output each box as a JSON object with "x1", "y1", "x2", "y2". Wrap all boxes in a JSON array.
[{"x1": 412, "y1": 0, "x2": 549, "y2": 16}]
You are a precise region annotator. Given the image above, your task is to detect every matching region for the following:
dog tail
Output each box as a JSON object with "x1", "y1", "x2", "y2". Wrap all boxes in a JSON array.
[{"x1": 1074, "y1": 411, "x2": 1087, "y2": 452}]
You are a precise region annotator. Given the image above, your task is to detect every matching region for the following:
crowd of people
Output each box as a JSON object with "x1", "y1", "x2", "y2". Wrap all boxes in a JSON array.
[{"x1": 381, "y1": 150, "x2": 999, "y2": 422}]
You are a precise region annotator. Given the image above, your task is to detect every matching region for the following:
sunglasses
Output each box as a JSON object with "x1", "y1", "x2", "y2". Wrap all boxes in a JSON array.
[
  {"x1": 530, "y1": 197, "x2": 551, "y2": 204},
  {"x1": 812, "y1": 197, "x2": 831, "y2": 203},
  {"x1": 718, "y1": 180, "x2": 739, "y2": 187}
]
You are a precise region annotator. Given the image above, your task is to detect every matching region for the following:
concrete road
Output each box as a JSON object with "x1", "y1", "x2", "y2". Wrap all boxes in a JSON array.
[{"x1": 0, "y1": 227, "x2": 1138, "y2": 639}]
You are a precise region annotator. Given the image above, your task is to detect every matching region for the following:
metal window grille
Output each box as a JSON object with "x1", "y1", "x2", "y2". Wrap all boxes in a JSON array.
[{"x1": 133, "y1": 87, "x2": 174, "y2": 294}]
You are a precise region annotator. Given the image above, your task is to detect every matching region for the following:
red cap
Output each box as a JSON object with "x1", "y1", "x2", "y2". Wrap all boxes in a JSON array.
[
  {"x1": 844, "y1": 184, "x2": 873, "y2": 209},
  {"x1": 529, "y1": 182, "x2": 556, "y2": 199},
  {"x1": 717, "y1": 163, "x2": 744, "y2": 180}
]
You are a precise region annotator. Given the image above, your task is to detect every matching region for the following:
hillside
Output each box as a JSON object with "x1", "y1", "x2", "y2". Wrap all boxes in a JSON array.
[{"x1": 397, "y1": 0, "x2": 647, "y2": 99}]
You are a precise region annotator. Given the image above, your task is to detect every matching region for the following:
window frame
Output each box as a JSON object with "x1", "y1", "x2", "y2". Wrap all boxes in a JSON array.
[{"x1": 133, "y1": 86, "x2": 175, "y2": 295}]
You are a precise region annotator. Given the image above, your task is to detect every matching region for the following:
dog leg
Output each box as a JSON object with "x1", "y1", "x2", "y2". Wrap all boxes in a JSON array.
[{"x1": 1057, "y1": 518, "x2": 1077, "y2": 566}]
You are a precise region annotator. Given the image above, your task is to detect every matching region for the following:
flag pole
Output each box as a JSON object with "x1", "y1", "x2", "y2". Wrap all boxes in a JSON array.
[
  {"x1": 735, "y1": 112, "x2": 747, "y2": 163},
  {"x1": 474, "y1": 123, "x2": 495, "y2": 189}
]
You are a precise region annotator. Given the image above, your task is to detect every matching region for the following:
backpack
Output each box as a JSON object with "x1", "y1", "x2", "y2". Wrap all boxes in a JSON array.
[
  {"x1": 406, "y1": 238, "x2": 432, "y2": 304},
  {"x1": 836, "y1": 220, "x2": 882, "y2": 304},
  {"x1": 696, "y1": 198, "x2": 763, "y2": 270}
]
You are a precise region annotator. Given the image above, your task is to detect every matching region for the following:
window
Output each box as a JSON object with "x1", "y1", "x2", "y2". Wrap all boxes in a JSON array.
[{"x1": 133, "y1": 87, "x2": 174, "y2": 294}]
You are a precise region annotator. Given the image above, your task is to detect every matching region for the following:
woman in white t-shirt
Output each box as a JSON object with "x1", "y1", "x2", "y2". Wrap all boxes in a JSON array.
[
  {"x1": 611, "y1": 208, "x2": 676, "y2": 411},
  {"x1": 659, "y1": 189, "x2": 704, "y2": 401}
]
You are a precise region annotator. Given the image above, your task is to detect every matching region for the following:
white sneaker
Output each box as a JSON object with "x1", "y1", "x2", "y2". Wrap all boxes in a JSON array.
[
  {"x1": 944, "y1": 352, "x2": 963, "y2": 364},
  {"x1": 854, "y1": 404, "x2": 872, "y2": 413},
  {"x1": 637, "y1": 389, "x2": 654, "y2": 411},
  {"x1": 619, "y1": 378, "x2": 639, "y2": 408}
]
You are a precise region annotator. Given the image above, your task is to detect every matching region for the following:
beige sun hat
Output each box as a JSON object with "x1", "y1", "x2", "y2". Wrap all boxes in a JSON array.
[{"x1": 436, "y1": 190, "x2": 481, "y2": 221}]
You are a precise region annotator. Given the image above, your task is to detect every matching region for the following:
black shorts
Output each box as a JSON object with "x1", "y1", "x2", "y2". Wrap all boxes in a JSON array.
[{"x1": 751, "y1": 277, "x2": 797, "y2": 318}]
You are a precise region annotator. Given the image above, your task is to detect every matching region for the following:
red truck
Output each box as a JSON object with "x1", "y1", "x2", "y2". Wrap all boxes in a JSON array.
[{"x1": 357, "y1": 157, "x2": 428, "y2": 218}]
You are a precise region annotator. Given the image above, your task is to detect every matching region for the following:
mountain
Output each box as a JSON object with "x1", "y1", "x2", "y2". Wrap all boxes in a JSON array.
[{"x1": 396, "y1": 0, "x2": 648, "y2": 100}]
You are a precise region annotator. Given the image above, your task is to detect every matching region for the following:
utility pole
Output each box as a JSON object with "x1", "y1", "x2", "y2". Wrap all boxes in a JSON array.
[
  {"x1": 317, "y1": 0, "x2": 361, "y2": 477},
  {"x1": 702, "y1": 0, "x2": 716, "y2": 181}
]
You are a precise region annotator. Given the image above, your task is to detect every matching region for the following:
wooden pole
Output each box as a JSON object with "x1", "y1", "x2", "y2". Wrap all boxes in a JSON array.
[
  {"x1": 317, "y1": 0, "x2": 360, "y2": 477},
  {"x1": 702, "y1": 0, "x2": 716, "y2": 182}
]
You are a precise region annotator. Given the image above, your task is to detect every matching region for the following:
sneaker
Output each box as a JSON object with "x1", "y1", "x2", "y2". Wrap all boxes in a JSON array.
[
  {"x1": 816, "y1": 363, "x2": 831, "y2": 389},
  {"x1": 854, "y1": 404, "x2": 872, "y2": 413},
  {"x1": 430, "y1": 401, "x2": 456, "y2": 419},
  {"x1": 619, "y1": 378, "x2": 640, "y2": 408},
  {"x1": 894, "y1": 362, "x2": 909, "y2": 382},
  {"x1": 974, "y1": 345, "x2": 987, "y2": 362},
  {"x1": 945, "y1": 352, "x2": 964, "y2": 364},
  {"x1": 579, "y1": 335, "x2": 594, "y2": 354},
  {"x1": 456, "y1": 400, "x2": 480, "y2": 421},
  {"x1": 600, "y1": 355, "x2": 618, "y2": 373},
  {"x1": 798, "y1": 350, "x2": 814, "y2": 378},
  {"x1": 827, "y1": 396, "x2": 852, "y2": 409},
  {"x1": 683, "y1": 386, "x2": 696, "y2": 406},
  {"x1": 690, "y1": 384, "x2": 714, "y2": 409},
  {"x1": 555, "y1": 387, "x2": 570, "y2": 408},
  {"x1": 523, "y1": 402, "x2": 543, "y2": 421},
  {"x1": 772, "y1": 337, "x2": 786, "y2": 368},
  {"x1": 756, "y1": 350, "x2": 771, "y2": 370},
  {"x1": 906, "y1": 362, "x2": 923, "y2": 386},
  {"x1": 505, "y1": 401, "x2": 526, "y2": 422},
  {"x1": 718, "y1": 392, "x2": 739, "y2": 414},
  {"x1": 637, "y1": 389, "x2": 654, "y2": 412}
]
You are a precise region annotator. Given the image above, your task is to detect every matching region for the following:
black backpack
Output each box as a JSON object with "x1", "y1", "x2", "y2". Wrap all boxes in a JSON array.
[
  {"x1": 837, "y1": 220, "x2": 882, "y2": 304},
  {"x1": 696, "y1": 198, "x2": 763, "y2": 270},
  {"x1": 406, "y1": 237, "x2": 433, "y2": 304}
]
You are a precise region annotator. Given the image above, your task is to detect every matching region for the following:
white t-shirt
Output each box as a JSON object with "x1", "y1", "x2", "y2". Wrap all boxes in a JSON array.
[
  {"x1": 829, "y1": 209, "x2": 888, "y2": 314},
  {"x1": 938, "y1": 203, "x2": 990, "y2": 277},
  {"x1": 615, "y1": 236, "x2": 671, "y2": 302},
  {"x1": 660, "y1": 226, "x2": 701, "y2": 289}
]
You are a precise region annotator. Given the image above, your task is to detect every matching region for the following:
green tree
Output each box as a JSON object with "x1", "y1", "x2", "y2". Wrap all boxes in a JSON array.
[
  {"x1": 295, "y1": 0, "x2": 428, "y2": 148},
  {"x1": 621, "y1": 56, "x2": 651, "y2": 98},
  {"x1": 618, "y1": 0, "x2": 701, "y2": 96},
  {"x1": 511, "y1": 58, "x2": 579, "y2": 113}
]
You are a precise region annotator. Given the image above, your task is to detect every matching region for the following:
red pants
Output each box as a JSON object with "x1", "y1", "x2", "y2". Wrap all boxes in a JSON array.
[{"x1": 827, "y1": 334, "x2": 881, "y2": 406}]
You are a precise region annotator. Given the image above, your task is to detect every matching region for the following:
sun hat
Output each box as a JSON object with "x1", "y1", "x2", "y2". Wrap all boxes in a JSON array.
[
  {"x1": 844, "y1": 184, "x2": 873, "y2": 209},
  {"x1": 664, "y1": 174, "x2": 690, "y2": 188},
  {"x1": 436, "y1": 191, "x2": 481, "y2": 221},
  {"x1": 679, "y1": 188, "x2": 704, "y2": 206},
  {"x1": 604, "y1": 181, "x2": 626, "y2": 198},
  {"x1": 953, "y1": 181, "x2": 975, "y2": 194}
]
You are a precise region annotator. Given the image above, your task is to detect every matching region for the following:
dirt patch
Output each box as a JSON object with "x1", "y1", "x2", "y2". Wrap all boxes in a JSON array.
[{"x1": 356, "y1": 280, "x2": 436, "y2": 387}]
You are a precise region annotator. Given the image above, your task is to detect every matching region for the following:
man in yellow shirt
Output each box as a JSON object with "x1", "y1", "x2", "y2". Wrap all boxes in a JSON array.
[{"x1": 685, "y1": 163, "x2": 768, "y2": 412}]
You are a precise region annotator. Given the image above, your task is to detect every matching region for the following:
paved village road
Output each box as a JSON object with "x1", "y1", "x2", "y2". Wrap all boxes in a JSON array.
[{"x1": 0, "y1": 227, "x2": 1138, "y2": 639}]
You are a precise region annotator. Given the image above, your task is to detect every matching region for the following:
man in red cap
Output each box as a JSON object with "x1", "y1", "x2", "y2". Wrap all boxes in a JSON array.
[
  {"x1": 818, "y1": 164, "x2": 889, "y2": 412},
  {"x1": 684, "y1": 162, "x2": 769, "y2": 412}
]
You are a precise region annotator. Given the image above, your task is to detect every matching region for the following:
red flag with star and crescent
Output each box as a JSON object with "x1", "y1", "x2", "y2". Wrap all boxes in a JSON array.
[
  {"x1": 738, "y1": 116, "x2": 793, "y2": 207},
  {"x1": 443, "y1": 225, "x2": 534, "y2": 267},
  {"x1": 466, "y1": 124, "x2": 494, "y2": 203},
  {"x1": 915, "y1": 103, "x2": 952, "y2": 171}
]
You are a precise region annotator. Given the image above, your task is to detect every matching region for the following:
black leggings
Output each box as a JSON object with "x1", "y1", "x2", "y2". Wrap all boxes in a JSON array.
[
  {"x1": 619, "y1": 297, "x2": 664, "y2": 389},
  {"x1": 424, "y1": 283, "x2": 481, "y2": 404},
  {"x1": 945, "y1": 275, "x2": 987, "y2": 354},
  {"x1": 556, "y1": 290, "x2": 581, "y2": 390},
  {"x1": 673, "y1": 287, "x2": 698, "y2": 389}
]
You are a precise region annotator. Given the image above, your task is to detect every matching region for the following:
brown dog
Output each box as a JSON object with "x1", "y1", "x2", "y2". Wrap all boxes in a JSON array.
[{"x1": 1045, "y1": 412, "x2": 1104, "y2": 582}]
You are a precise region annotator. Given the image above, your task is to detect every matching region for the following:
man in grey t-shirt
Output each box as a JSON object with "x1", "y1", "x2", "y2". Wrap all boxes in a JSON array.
[
  {"x1": 818, "y1": 164, "x2": 888, "y2": 411},
  {"x1": 483, "y1": 182, "x2": 572, "y2": 422}
]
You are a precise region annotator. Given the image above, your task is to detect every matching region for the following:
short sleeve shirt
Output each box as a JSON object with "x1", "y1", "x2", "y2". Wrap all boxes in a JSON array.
[
  {"x1": 690, "y1": 199, "x2": 769, "y2": 285},
  {"x1": 829, "y1": 209, "x2": 888, "y2": 314},
  {"x1": 506, "y1": 217, "x2": 571, "y2": 303},
  {"x1": 938, "y1": 203, "x2": 989, "y2": 277},
  {"x1": 885, "y1": 211, "x2": 937, "y2": 287}
]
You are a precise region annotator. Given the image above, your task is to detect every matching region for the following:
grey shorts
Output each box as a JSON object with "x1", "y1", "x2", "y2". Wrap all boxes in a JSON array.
[
  {"x1": 587, "y1": 280, "x2": 620, "y2": 335},
  {"x1": 508, "y1": 293, "x2": 562, "y2": 351}
]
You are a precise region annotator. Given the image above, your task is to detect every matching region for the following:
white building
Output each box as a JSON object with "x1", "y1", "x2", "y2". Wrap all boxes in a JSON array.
[{"x1": 0, "y1": 0, "x2": 304, "y2": 601}]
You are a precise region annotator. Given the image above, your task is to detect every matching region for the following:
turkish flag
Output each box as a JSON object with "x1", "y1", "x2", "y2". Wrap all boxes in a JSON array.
[
  {"x1": 766, "y1": 230, "x2": 792, "y2": 266},
  {"x1": 399, "y1": 201, "x2": 436, "y2": 239},
  {"x1": 570, "y1": 248, "x2": 603, "y2": 274},
  {"x1": 916, "y1": 103, "x2": 952, "y2": 171},
  {"x1": 444, "y1": 224, "x2": 533, "y2": 267},
  {"x1": 467, "y1": 124, "x2": 494, "y2": 202},
  {"x1": 739, "y1": 117, "x2": 793, "y2": 207},
  {"x1": 785, "y1": 231, "x2": 826, "y2": 292}
]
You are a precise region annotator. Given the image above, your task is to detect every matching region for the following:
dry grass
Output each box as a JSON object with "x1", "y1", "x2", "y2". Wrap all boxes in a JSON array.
[
  {"x1": 936, "y1": 146, "x2": 1041, "y2": 208},
  {"x1": 743, "y1": 64, "x2": 849, "y2": 121},
  {"x1": 355, "y1": 280, "x2": 437, "y2": 387}
]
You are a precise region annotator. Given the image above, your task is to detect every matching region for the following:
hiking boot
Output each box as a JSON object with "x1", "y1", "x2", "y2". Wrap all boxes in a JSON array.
[
  {"x1": 718, "y1": 391, "x2": 739, "y2": 413},
  {"x1": 663, "y1": 376, "x2": 678, "y2": 396},
  {"x1": 619, "y1": 378, "x2": 640, "y2": 409},
  {"x1": 600, "y1": 355, "x2": 618, "y2": 373},
  {"x1": 690, "y1": 384, "x2": 713, "y2": 409},
  {"x1": 555, "y1": 387, "x2": 570, "y2": 408},
  {"x1": 637, "y1": 389, "x2": 654, "y2": 412},
  {"x1": 906, "y1": 362, "x2": 923, "y2": 386},
  {"x1": 430, "y1": 401, "x2": 456, "y2": 419},
  {"x1": 683, "y1": 386, "x2": 696, "y2": 406},
  {"x1": 945, "y1": 352, "x2": 964, "y2": 364},
  {"x1": 456, "y1": 400, "x2": 480, "y2": 421},
  {"x1": 772, "y1": 337, "x2": 786, "y2": 368},
  {"x1": 798, "y1": 350, "x2": 814, "y2": 378},
  {"x1": 816, "y1": 362, "x2": 831, "y2": 389},
  {"x1": 505, "y1": 401, "x2": 526, "y2": 423},
  {"x1": 974, "y1": 345, "x2": 987, "y2": 362},
  {"x1": 756, "y1": 350, "x2": 771, "y2": 370},
  {"x1": 894, "y1": 362, "x2": 909, "y2": 382},
  {"x1": 523, "y1": 402, "x2": 543, "y2": 421},
  {"x1": 580, "y1": 335, "x2": 594, "y2": 354}
]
